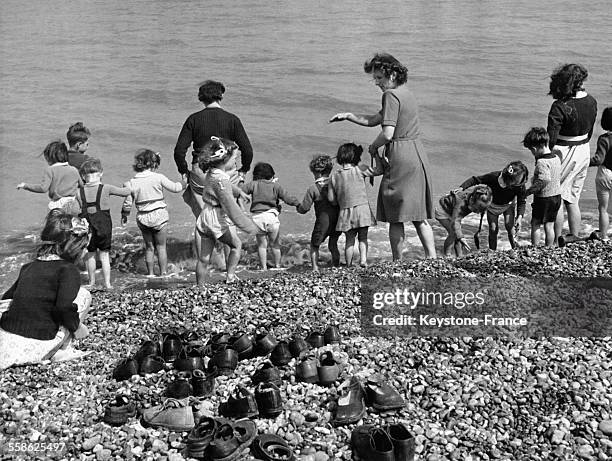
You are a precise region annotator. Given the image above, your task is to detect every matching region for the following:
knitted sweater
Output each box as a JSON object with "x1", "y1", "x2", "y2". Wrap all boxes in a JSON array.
[
  {"x1": 122, "y1": 170, "x2": 183, "y2": 214},
  {"x1": 1, "y1": 259, "x2": 80, "y2": 340},
  {"x1": 460, "y1": 171, "x2": 527, "y2": 216},
  {"x1": 547, "y1": 93, "x2": 597, "y2": 147},
  {"x1": 590, "y1": 132, "x2": 612, "y2": 170},
  {"x1": 23, "y1": 162, "x2": 81, "y2": 200},
  {"x1": 242, "y1": 180, "x2": 299, "y2": 213}
]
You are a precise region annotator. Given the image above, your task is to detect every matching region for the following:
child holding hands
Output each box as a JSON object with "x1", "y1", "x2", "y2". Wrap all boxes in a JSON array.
[{"x1": 589, "y1": 107, "x2": 612, "y2": 241}]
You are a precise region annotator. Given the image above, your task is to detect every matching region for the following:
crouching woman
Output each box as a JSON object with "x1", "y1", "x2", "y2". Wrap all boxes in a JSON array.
[{"x1": 0, "y1": 210, "x2": 93, "y2": 369}]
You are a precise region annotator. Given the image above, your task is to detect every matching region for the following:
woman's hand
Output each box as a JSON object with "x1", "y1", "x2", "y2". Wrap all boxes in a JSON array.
[
  {"x1": 513, "y1": 215, "x2": 523, "y2": 235},
  {"x1": 458, "y1": 237, "x2": 471, "y2": 251},
  {"x1": 73, "y1": 323, "x2": 89, "y2": 340},
  {"x1": 329, "y1": 113, "x2": 353, "y2": 123},
  {"x1": 368, "y1": 144, "x2": 378, "y2": 156},
  {"x1": 16, "y1": 182, "x2": 25, "y2": 189}
]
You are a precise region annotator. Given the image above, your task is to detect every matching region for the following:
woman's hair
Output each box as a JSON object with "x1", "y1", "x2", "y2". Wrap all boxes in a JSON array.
[
  {"x1": 253, "y1": 162, "x2": 275, "y2": 180},
  {"x1": 197, "y1": 137, "x2": 237, "y2": 172},
  {"x1": 336, "y1": 143, "x2": 363, "y2": 166},
  {"x1": 133, "y1": 149, "x2": 161, "y2": 172},
  {"x1": 601, "y1": 107, "x2": 612, "y2": 131},
  {"x1": 79, "y1": 158, "x2": 103, "y2": 180},
  {"x1": 42, "y1": 140, "x2": 69, "y2": 165},
  {"x1": 66, "y1": 122, "x2": 91, "y2": 147},
  {"x1": 548, "y1": 63, "x2": 588, "y2": 100},
  {"x1": 467, "y1": 185, "x2": 493, "y2": 213},
  {"x1": 309, "y1": 155, "x2": 334, "y2": 176},
  {"x1": 198, "y1": 80, "x2": 225, "y2": 105},
  {"x1": 501, "y1": 161, "x2": 529, "y2": 187},
  {"x1": 37, "y1": 210, "x2": 90, "y2": 263},
  {"x1": 522, "y1": 127, "x2": 549, "y2": 149},
  {"x1": 364, "y1": 53, "x2": 408, "y2": 86}
]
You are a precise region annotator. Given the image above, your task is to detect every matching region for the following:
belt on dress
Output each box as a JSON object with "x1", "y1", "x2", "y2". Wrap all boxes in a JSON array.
[{"x1": 557, "y1": 133, "x2": 588, "y2": 142}]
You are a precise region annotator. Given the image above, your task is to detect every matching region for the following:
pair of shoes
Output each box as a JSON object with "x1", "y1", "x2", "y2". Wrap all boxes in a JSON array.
[
  {"x1": 166, "y1": 370, "x2": 217, "y2": 399},
  {"x1": 304, "y1": 326, "x2": 341, "y2": 348},
  {"x1": 251, "y1": 361, "x2": 282, "y2": 387},
  {"x1": 295, "y1": 351, "x2": 340, "y2": 385},
  {"x1": 208, "y1": 419, "x2": 256, "y2": 461},
  {"x1": 251, "y1": 434, "x2": 295, "y2": 461},
  {"x1": 219, "y1": 384, "x2": 283, "y2": 419},
  {"x1": 351, "y1": 423, "x2": 415, "y2": 461},
  {"x1": 208, "y1": 346, "x2": 238, "y2": 376},
  {"x1": 253, "y1": 332, "x2": 278, "y2": 356},
  {"x1": 103, "y1": 395, "x2": 137, "y2": 426},
  {"x1": 288, "y1": 336, "x2": 310, "y2": 358},
  {"x1": 141, "y1": 397, "x2": 199, "y2": 432},
  {"x1": 229, "y1": 332, "x2": 254, "y2": 360},
  {"x1": 270, "y1": 341, "x2": 292, "y2": 366},
  {"x1": 174, "y1": 346, "x2": 205, "y2": 372}
]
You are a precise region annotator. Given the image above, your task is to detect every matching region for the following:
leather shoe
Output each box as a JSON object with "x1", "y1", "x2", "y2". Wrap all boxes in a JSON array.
[
  {"x1": 112, "y1": 358, "x2": 138, "y2": 381},
  {"x1": 208, "y1": 421, "x2": 256, "y2": 461},
  {"x1": 332, "y1": 376, "x2": 365, "y2": 426},
  {"x1": 255, "y1": 383, "x2": 283, "y2": 418},
  {"x1": 139, "y1": 355, "x2": 165, "y2": 375},
  {"x1": 306, "y1": 331, "x2": 325, "y2": 348},
  {"x1": 252, "y1": 361, "x2": 282, "y2": 387},
  {"x1": 324, "y1": 325, "x2": 341, "y2": 345},
  {"x1": 103, "y1": 395, "x2": 136, "y2": 426},
  {"x1": 192, "y1": 369, "x2": 215, "y2": 397},
  {"x1": 141, "y1": 397, "x2": 195, "y2": 432},
  {"x1": 317, "y1": 351, "x2": 340, "y2": 386},
  {"x1": 161, "y1": 333, "x2": 183, "y2": 362},
  {"x1": 187, "y1": 416, "x2": 220, "y2": 459},
  {"x1": 385, "y1": 423, "x2": 415, "y2": 461},
  {"x1": 288, "y1": 336, "x2": 310, "y2": 358},
  {"x1": 174, "y1": 346, "x2": 204, "y2": 372},
  {"x1": 134, "y1": 340, "x2": 161, "y2": 363},
  {"x1": 166, "y1": 371, "x2": 193, "y2": 399},
  {"x1": 229, "y1": 332, "x2": 253, "y2": 360},
  {"x1": 207, "y1": 332, "x2": 231, "y2": 356},
  {"x1": 219, "y1": 386, "x2": 259, "y2": 419},
  {"x1": 208, "y1": 346, "x2": 238, "y2": 376},
  {"x1": 351, "y1": 425, "x2": 395, "y2": 461},
  {"x1": 253, "y1": 332, "x2": 278, "y2": 356},
  {"x1": 295, "y1": 355, "x2": 318, "y2": 384},
  {"x1": 364, "y1": 374, "x2": 405, "y2": 411},
  {"x1": 270, "y1": 341, "x2": 292, "y2": 367},
  {"x1": 251, "y1": 434, "x2": 295, "y2": 461}
]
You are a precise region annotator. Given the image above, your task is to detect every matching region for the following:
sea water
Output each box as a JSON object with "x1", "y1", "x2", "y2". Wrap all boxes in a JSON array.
[{"x1": 1, "y1": 0, "x2": 611, "y2": 288}]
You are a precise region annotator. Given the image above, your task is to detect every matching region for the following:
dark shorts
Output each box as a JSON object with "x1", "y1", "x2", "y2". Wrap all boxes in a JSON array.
[
  {"x1": 311, "y1": 210, "x2": 341, "y2": 247},
  {"x1": 531, "y1": 195, "x2": 561, "y2": 223},
  {"x1": 86, "y1": 211, "x2": 112, "y2": 252}
]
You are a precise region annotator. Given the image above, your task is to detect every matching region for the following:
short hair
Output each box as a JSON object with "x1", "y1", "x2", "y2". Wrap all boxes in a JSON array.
[
  {"x1": 601, "y1": 107, "x2": 612, "y2": 131},
  {"x1": 42, "y1": 140, "x2": 68, "y2": 165},
  {"x1": 548, "y1": 63, "x2": 588, "y2": 100},
  {"x1": 467, "y1": 185, "x2": 493, "y2": 212},
  {"x1": 197, "y1": 137, "x2": 237, "y2": 172},
  {"x1": 79, "y1": 158, "x2": 103, "y2": 180},
  {"x1": 133, "y1": 149, "x2": 161, "y2": 172},
  {"x1": 252, "y1": 162, "x2": 275, "y2": 180},
  {"x1": 66, "y1": 122, "x2": 91, "y2": 147},
  {"x1": 364, "y1": 53, "x2": 408, "y2": 86},
  {"x1": 522, "y1": 127, "x2": 549, "y2": 149},
  {"x1": 37, "y1": 209, "x2": 90, "y2": 263},
  {"x1": 336, "y1": 143, "x2": 363, "y2": 166},
  {"x1": 501, "y1": 161, "x2": 529, "y2": 187},
  {"x1": 198, "y1": 80, "x2": 225, "y2": 105},
  {"x1": 309, "y1": 155, "x2": 333, "y2": 175}
]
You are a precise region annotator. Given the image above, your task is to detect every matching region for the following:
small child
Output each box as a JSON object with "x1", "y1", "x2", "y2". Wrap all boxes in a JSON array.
[
  {"x1": 77, "y1": 158, "x2": 131, "y2": 289},
  {"x1": 522, "y1": 127, "x2": 562, "y2": 246},
  {"x1": 460, "y1": 161, "x2": 529, "y2": 250},
  {"x1": 122, "y1": 150, "x2": 186, "y2": 277},
  {"x1": 66, "y1": 122, "x2": 92, "y2": 170},
  {"x1": 589, "y1": 107, "x2": 612, "y2": 241},
  {"x1": 327, "y1": 143, "x2": 381, "y2": 267},
  {"x1": 194, "y1": 137, "x2": 258, "y2": 283},
  {"x1": 296, "y1": 155, "x2": 341, "y2": 272},
  {"x1": 17, "y1": 140, "x2": 82, "y2": 215},
  {"x1": 241, "y1": 162, "x2": 300, "y2": 270},
  {"x1": 435, "y1": 185, "x2": 493, "y2": 257}
]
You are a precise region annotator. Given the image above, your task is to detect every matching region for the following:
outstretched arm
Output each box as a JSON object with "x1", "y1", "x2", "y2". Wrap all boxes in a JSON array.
[
  {"x1": 329, "y1": 112, "x2": 383, "y2": 127},
  {"x1": 215, "y1": 177, "x2": 258, "y2": 234}
]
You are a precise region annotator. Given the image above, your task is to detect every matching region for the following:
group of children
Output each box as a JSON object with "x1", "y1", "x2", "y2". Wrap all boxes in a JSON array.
[{"x1": 16, "y1": 108, "x2": 612, "y2": 284}]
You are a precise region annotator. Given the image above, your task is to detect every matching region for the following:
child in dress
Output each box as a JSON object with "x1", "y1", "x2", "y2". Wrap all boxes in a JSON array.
[
  {"x1": 17, "y1": 140, "x2": 82, "y2": 215},
  {"x1": 459, "y1": 161, "x2": 529, "y2": 250},
  {"x1": 327, "y1": 143, "x2": 381, "y2": 267},
  {"x1": 66, "y1": 122, "x2": 92, "y2": 170},
  {"x1": 589, "y1": 107, "x2": 612, "y2": 241},
  {"x1": 0, "y1": 210, "x2": 93, "y2": 369},
  {"x1": 122, "y1": 150, "x2": 186, "y2": 277},
  {"x1": 296, "y1": 155, "x2": 341, "y2": 272},
  {"x1": 77, "y1": 158, "x2": 131, "y2": 289},
  {"x1": 522, "y1": 127, "x2": 562, "y2": 246},
  {"x1": 195, "y1": 137, "x2": 258, "y2": 283},
  {"x1": 435, "y1": 185, "x2": 493, "y2": 257},
  {"x1": 242, "y1": 162, "x2": 300, "y2": 270}
]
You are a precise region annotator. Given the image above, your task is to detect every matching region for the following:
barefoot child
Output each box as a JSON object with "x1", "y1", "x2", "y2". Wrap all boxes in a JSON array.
[
  {"x1": 460, "y1": 161, "x2": 529, "y2": 249},
  {"x1": 589, "y1": 107, "x2": 612, "y2": 241},
  {"x1": 195, "y1": 137, "x2": 258, "y2": 283},
  {"x1": 17, "y1": 140, "x2": 82, "y2": 215},
  {"x1": 241, "y1": 162, "x2": 300, "y2": 270},
  {"x1": 122, "y1": 150, "x2": 186, "y2": 276},
  {"x1": 328, "y1": 143, "x2": 382, "y2": 267},
  {"x1": 522, "y1": 127, "x2": 562, "y2": 246},
  {"x1": 77, "y1": 158, "x2": 131, "y2": 289},
  {"x1": 296, "y1": 155, "x2": 341, "y2": 271},
  {"x1": 66, "y1": 122, "x2": 92, "y2": 170},
  {"x1": 435, "y1": 185, "x2": 493, "y2": 257}
]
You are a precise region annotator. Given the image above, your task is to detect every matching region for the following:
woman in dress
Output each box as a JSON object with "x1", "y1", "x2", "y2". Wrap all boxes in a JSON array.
[
  {"x1": 330, "y1": 53, "x2": 436, "y2": 260},
  {"x1": 546, "y1": 64, "x2": 597, "y2": 242}
]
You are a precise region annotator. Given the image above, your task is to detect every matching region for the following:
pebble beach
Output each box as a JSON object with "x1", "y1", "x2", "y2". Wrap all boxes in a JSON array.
[{"x1": 1, "y1": 241, "x2": 611, "y2": 461}]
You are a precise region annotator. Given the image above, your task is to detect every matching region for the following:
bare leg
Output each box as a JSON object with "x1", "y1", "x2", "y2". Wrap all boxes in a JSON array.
[
  {"x1": 531, "y1": 220, "x2": 542, "y2": 246},
  {"x1": 196, "y1": 232, "x2": 216, "y2": 285},
  {"x1": 597, "y1": 188, "x2": 610, "y2": 239},
  {"x1": 344, "y1": 229, "x2": 358, "y2": 266},
  {"x1": 218, "y1": 228, "x2": 242, "y2": 282},
  {"x1": 141, "y1": 227, "x2": 156, "y2": 276},
  {"x1": 310, "y1": 245, "x2": 320, "y2": 272},
  {"x1": 256, "y1": 234, "x2": 268, "y2": 270},
  {"x1": 389, "y1": 222, "x2": 405, "y2": 261},
  {"x1": 84, "y1": 251, "x2": 97, "y2": 286},
  {"x1": 487, "y1": 211, "x2": 499, "y2": 250},
  {"x1": 437, "y1": 218, "x2": 455, "y2": 257},
  {"x1": 566, "y1": 201, "x2": 582, "y2": 236},
  {"x1": 269, "y1": 225, "x2": 282, "y2": 268},
  {"x1": 413, "y1": 220, "x2": 436, "y2": 258},
  {"x1": 503, "y1": 207, "x2": 517, "y2": 249},
  {"x1": 328, "y1": 234, "x2": 340, "y2": 266},
  {"x1": 357, "y1": 227, "x2": 369, "y2": 266},
  {"x1": 153, "y1": 227, "x2": 168, "y2": 275},
  {"x1": 554, "y1": 206, "x2": 565, "y2": 245},
  {"x1": 99, "y1": 250, "x2": 112, "y2": 288},
  {"x1": 543, "y1": 222, "x2": 555, "y2": 246}
]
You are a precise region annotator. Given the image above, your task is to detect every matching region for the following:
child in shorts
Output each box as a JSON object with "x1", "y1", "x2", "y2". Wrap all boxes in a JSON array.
[
  {"x1": 122, "y1": 150, "x2": 186, "y2": 276},
  {"x1": 589, "y1": 107, "x2": 612, "y2": 241},
  {"x1": 66, "y1": 122, "x2": 92, "y2": 170},
  {"x1": 241, "y1": 162, "x2": 300, "y2": 270},
  {"x1": 523, "y1": 127, "x2": 562, "y2": 246},
  {"x1": 77, "y1": 158, "x2": 131, "y2": 289},
  {"x1": 435, "y1": 185, "x2": 493, "y2": 257},
  {"x1": 296, "y1": 155, "x2": 341, "y2": 272}
]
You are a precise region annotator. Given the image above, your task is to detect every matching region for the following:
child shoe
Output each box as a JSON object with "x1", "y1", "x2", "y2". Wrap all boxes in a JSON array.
[
  {"x1": 364, "y1": 374, "x2": 405, "y2": 411},
  {"x1": 161, "y1": 333, "x2": 183, "y2": 362},
  {"x1": 208, "y1": 421, "x2": 256, "y2": 461},
  {"x1": 323, "y1": 325, "x2": 341, "y2": 345},
  {"x1": 207, "y1": 332, "x2": 231, "y2": 356},
  {"x1": 332, "y1": 376, "x2": 366, "y2": 426},
  {"x1": 186, "y1": 416, "x2": 220, "y2": 459},
  {"x1": 208, "y1": 346, "x2": 238, "y2": 376},
  {"x1": 166, "y1": 371, "x2": 193, "y2": 399},
  {"x1": 174, "y1": 346, "x2": 205, "y2": 372},
  {"x1": 251, "y1": 361, "x2": 282, "y2": 387},
  {"x1": 139, "y1": 355, "x2": 165, "y2": 375},
  {"x1": 141, "y1": 397, "x2": 195, "y2": 432},
  {"x1": 219, "y1": 386, "x2": 259, "y2": 419},
  {"x1": 384, "y1": 423, "x2": 415, "y2": 461},
  {"x1": 317, "y1": 351, "x2": 340, "y2": 386},
  {"x1": 253, "y1": 332, "x2": 278, "y2": 356},
  {"x1": 255, "y1": 383, "x2": 283, "y2": 418},
  {"x1": 288, "y1": 336, "x2": 310, "y2": 358},
  {"x1": 112, "y1": 358, "x2": 139, "y2": 381},
  {"x1": 251, "y1": 434, "x2": 295, "y2": 461},
  {"x1": 192, "y1": 369, "x2": 216, "y2": 397},
  {"x1": 229, "y1": 332, "x2": 253, "y2": 360},
  {"x1": 134, "y1": 340, "x2": 161, "y2": 362},
  {"x1": 103, "y1": 395, "x2": 137, "y2": 426},
  {"x1": 306, "y1": 331, "x2": 325, "y2": 348},
  {"x1": 270, "y1": 341, "x2": 292, "y2": 367},
  {"x1": 295, "y1": 355, "x2": 318, "y2": 384},
  {"x1": 351, "y1": 425, "x2": 395, "y2": 461}
]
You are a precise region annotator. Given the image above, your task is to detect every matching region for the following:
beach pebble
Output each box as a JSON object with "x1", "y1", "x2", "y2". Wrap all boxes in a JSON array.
[{"x1": 599, "y1": 420, "x2": 612, "y2": 436}]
